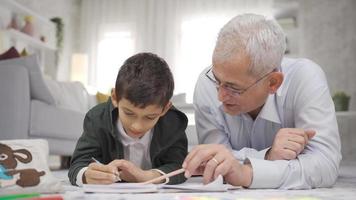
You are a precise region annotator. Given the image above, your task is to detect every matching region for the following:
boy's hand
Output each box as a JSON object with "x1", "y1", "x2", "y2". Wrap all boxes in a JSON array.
[
  {"x1": 110, "y1": 160, "x2": 162, "y2": 183},
  {"x1": 84, "y1": 162, "x2": 120, "y2": 184}
]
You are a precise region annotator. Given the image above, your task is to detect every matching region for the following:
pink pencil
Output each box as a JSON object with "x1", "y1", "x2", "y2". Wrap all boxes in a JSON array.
[{"x1": 142, "y1": 168, "x2": 185, "y2": 184}]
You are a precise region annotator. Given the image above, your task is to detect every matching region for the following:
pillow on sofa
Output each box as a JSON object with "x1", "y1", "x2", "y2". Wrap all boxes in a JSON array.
[
  {"x1": 44, "y1": 77, "x2": 90, "y2": 113},
  {"x1": 0, "y1": 139, "x2": 62, "y2": 195},
  {"x1": 0, "y1": 55, "x2": 56, "y2": 105},
  {"x1": 0, "y1": 47, "x2": 20, "y2": 60},
  {"x1": 96, "y1": 91, "x2": 110, "y2": 104}
]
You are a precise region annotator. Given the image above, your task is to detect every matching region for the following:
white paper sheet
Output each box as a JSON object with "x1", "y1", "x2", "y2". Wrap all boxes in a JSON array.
[
  {"x1": 83, "y1": 182, "x2": 158, "y2": 193},
  {"x1": 160, "y1": 175, "x2": 229, "y2": 192}
]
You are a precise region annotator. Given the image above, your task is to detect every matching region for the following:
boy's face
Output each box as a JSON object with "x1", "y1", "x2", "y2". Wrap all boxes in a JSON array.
[{"x1": 111, "y1": 93, "x2": 171, "y2": 139}]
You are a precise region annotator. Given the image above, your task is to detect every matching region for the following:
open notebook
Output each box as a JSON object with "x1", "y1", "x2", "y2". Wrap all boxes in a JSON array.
[{"x1": 83, "y1": 175, "x2": 234, "y2": 193}]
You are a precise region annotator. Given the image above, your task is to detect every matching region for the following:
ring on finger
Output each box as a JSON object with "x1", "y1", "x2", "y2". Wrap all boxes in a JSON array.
[{"x1": 211, "y1": 157, "x2": 219, "y2": 165}]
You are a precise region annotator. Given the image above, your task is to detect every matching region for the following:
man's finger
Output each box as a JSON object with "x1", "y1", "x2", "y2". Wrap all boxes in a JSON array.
[
  {"x1": 281, "y1": 149, "x2": 297, "y2": 160},
  {"x1": 202, "y1": 159, "x2": 219, "y2": 184},
  {"x1": 182, "y1": 146, "x2": 200, "y2": 168},
  {"x1": 287, "y1": 134, "x2": 306, "y2": 145},
  {"x1": 184, "y1": 148, "x2": 214, "y2": 178},
  {"x1": 288, "y1": 130, "x2": 309, "y2": 146},
  {"x1": 305, "y1": 130, "x2": 316, "y2": 139},
  {"x1": 214, "y1": 159, "x2": 231, "y2": 179},
  {"x1": 284, "y1": 140, "x2": 303, "y2": 154}
]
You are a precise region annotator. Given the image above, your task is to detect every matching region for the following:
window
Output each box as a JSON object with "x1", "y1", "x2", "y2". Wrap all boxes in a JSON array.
[
  {"x1": 174, "y1": 16, "x2": 229, "y2": 103},
  {"x1": 96, "y1": 29, "x2": 135, "y2": 93}
]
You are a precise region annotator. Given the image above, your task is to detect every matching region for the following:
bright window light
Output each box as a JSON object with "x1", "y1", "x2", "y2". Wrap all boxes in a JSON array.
[
  {"x1": 96, "y1": 31, "x2": 134, "y2": 93},
  {"x1": 175, "y1": 16, "x2": 229, "y2": 103}
]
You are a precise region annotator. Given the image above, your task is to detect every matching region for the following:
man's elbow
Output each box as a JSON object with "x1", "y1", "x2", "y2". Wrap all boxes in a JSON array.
[{"x1": 306, "y1": 156, "x2": 340, "y2": 188}]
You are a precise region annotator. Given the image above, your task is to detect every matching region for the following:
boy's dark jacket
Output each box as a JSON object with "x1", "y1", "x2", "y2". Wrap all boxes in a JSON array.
[{"x1": 68, "y1": 99, "x2": 188, "y2": 185}]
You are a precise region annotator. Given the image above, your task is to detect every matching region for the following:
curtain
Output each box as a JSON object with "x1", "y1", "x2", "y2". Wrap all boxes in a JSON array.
[{"x1": 79, "y1": 0, "x2": 273, "y2": 101}]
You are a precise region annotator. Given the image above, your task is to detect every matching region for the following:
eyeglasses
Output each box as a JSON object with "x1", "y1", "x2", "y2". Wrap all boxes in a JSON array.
[{"x1": 205, "y1": 66, "x2": 277, "y2": 97}]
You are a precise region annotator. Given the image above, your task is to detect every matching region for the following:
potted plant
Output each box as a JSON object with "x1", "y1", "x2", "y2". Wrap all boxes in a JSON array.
[
  {"x1": 50, "y1": 17, "x2": 64, "y2": 51},
  {"x1": 332, "y1": 91, "x2": 351, "y2": 111}
]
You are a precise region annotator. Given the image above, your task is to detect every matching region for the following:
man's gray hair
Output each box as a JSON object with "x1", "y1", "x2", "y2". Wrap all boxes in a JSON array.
[{"x1": 213, "y1": 13, "x2": 286, "y2": 77}]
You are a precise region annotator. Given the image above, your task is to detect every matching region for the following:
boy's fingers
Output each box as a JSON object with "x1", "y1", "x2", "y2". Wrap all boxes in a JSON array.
[
  {"x1": 86, "y1": 177, "x2": 115, "y2": 185},
  {"x1": 110, "y1": 160, "x2": 132, "y2": 171},
  {"x1": 89, "y1": 162, "x2": 119, "y2": 175},
  {"x1": 86, "y1": 169, "x2": 117, "y2": 182}
]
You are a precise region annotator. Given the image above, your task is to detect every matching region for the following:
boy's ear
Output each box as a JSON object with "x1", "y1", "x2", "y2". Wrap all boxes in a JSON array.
[
  {"x1": 160, "y1": 101, "x2": 172, "y2": 116},
  {"x1": 111, "y1": 89, "x2": 118, "y2": 107},
  {"x1": 268, "y1": 72, "x2": 283, "y2": 94}
]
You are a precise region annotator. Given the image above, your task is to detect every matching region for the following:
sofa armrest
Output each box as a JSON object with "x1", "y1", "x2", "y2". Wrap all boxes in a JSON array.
[{"x1": 0, "y1": 64, "x2": 30, "y2": 139}]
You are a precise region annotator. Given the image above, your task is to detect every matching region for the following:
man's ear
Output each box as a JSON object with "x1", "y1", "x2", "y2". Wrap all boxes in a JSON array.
[
  {"x1": 268, "y1": 72, "x2": 283, "y2": 94},
  {"x1": 160, "y1": 101, "x2": 172, "y2": 116},
  {"x1": 111, "y1": 89, "x2": 118, "y2": 107}
]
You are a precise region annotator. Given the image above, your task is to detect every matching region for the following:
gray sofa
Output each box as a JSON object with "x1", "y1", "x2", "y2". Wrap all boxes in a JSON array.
[{"x1": 0, "y1": 55, "x2": 96, "y2": 156}]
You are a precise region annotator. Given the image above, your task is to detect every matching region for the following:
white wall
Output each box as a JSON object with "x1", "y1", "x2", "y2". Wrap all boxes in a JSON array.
[
  {"x1": 298, "y1": 0, "x2": 356, "y2": 111},
  {"x1": 14, "y1": 0, "x2": 81, "y2": 81}
]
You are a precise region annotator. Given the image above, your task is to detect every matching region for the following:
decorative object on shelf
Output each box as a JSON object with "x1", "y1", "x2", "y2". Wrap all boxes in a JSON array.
[
  {"x1": 21, "y1": 48, "x2": 28, "y2": 56},
  {"x1": 333, "y1": 91, "x2": 351, "y2": 111},
  {"x1": 0, "y1": 46, "x2": 20, "y2": 60},
  {"x1": 40, "y1": 35, "x2": 46, "y2": 42},
  {"x1": 50, "y1": 17, "x2": 64, "y2": 51},
  {"x1": 7, "y1": 13, "x2": 19, "y2": 30},
  {"x1": 21, "y1": 15, "x2": 34, "y2": 36}
]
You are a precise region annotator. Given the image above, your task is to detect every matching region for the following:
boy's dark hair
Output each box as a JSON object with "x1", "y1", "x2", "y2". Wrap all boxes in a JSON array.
[{"x1": 115, "y1": 52, "x2": 174, "y2": 108}]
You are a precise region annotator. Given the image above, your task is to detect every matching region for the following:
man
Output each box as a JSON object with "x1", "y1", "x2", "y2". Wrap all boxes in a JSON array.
[{"x1": 182, "y1": 13, "x2": 341, "y2": 189}]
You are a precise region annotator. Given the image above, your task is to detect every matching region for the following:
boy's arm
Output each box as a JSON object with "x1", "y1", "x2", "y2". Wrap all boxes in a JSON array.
[
  {"x1": 68, "y1": 114, "x2": 102, "y2": 186},
  {"x1": 155, "y1": 130, "x2": 188, "y2": 184}
]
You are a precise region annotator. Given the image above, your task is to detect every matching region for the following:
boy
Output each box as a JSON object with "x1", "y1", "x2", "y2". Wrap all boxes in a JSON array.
[{"x1": 68, "y1": 53, "x2": 188, "y2": 186}]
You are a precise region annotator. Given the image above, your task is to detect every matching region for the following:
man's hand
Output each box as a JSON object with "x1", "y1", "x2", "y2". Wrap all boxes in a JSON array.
[
  {"x1": 182, "y1": 144, "x2": 252, "y2": 187},
  {"x1": 266, "y1": 128, "x2": 316, "y2": 161},
  {"x1": 110, "y1": 160, "x2": 162, "y2": 183},
  {"x1": 84, "y1": 162, "x2": 121, "y2": 184}
]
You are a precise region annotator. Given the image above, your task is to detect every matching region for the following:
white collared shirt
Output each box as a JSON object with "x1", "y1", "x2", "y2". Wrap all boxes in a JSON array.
[
  {"x1": 194, "y1": 57, "x2": 341, "y2": 189},
  {"x1": 117, "y1": 119, "x2": 153, "y2": 170}
]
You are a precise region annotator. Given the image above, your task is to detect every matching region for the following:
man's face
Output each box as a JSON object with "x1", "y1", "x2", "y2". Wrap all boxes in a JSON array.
[
  {"x1": 116, "y1": 98, "x2": 166, "y2": 138},
  {"x1": 212, "y1": 53, "x2": 270, "y2": 115}
]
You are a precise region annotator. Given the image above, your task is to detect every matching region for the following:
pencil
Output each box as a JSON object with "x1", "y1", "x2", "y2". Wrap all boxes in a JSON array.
[
  {"x1": 91, "y1": 157, "x2": 121, "y2": 181},
  {"x1": 142, "y1": 168, "x2": 185, "y2": 184},
  {"x1": 0, "y1": 193, "x2": 40, "y2": 200}
]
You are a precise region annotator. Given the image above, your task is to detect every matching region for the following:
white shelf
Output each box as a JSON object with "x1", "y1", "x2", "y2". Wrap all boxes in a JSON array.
[
  {"x1": 2, "y1": 0, "x2": 53, "y2": 27},
  {"x1": 336, "y1": 111, "x2": 356, "y2": 117},
  {"x1": 1, "y1": 28, "x2": 56, "y2": 51}
]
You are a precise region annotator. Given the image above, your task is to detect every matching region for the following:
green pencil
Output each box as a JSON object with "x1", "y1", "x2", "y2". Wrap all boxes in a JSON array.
[{"x1": 0, "y1": 193, "x2": 40, "y2": 200}]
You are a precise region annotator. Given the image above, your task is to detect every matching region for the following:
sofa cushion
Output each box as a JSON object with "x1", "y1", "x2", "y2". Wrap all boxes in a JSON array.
[
  {"x1": 30, "y1": 100, "x2": 85, "y2": 140},
  {"x1": 0, "y1": 55, "x2": 55, "y2": 105},
  {"x1": 0, "y1": 139, "x2": 62, "y2": 195},
  {"x1": 44, "y1": 78, "x2": 90, "y2": 113},
  {"x1": 0, "y1": 65, "x2": 30, "y2": 140}
]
